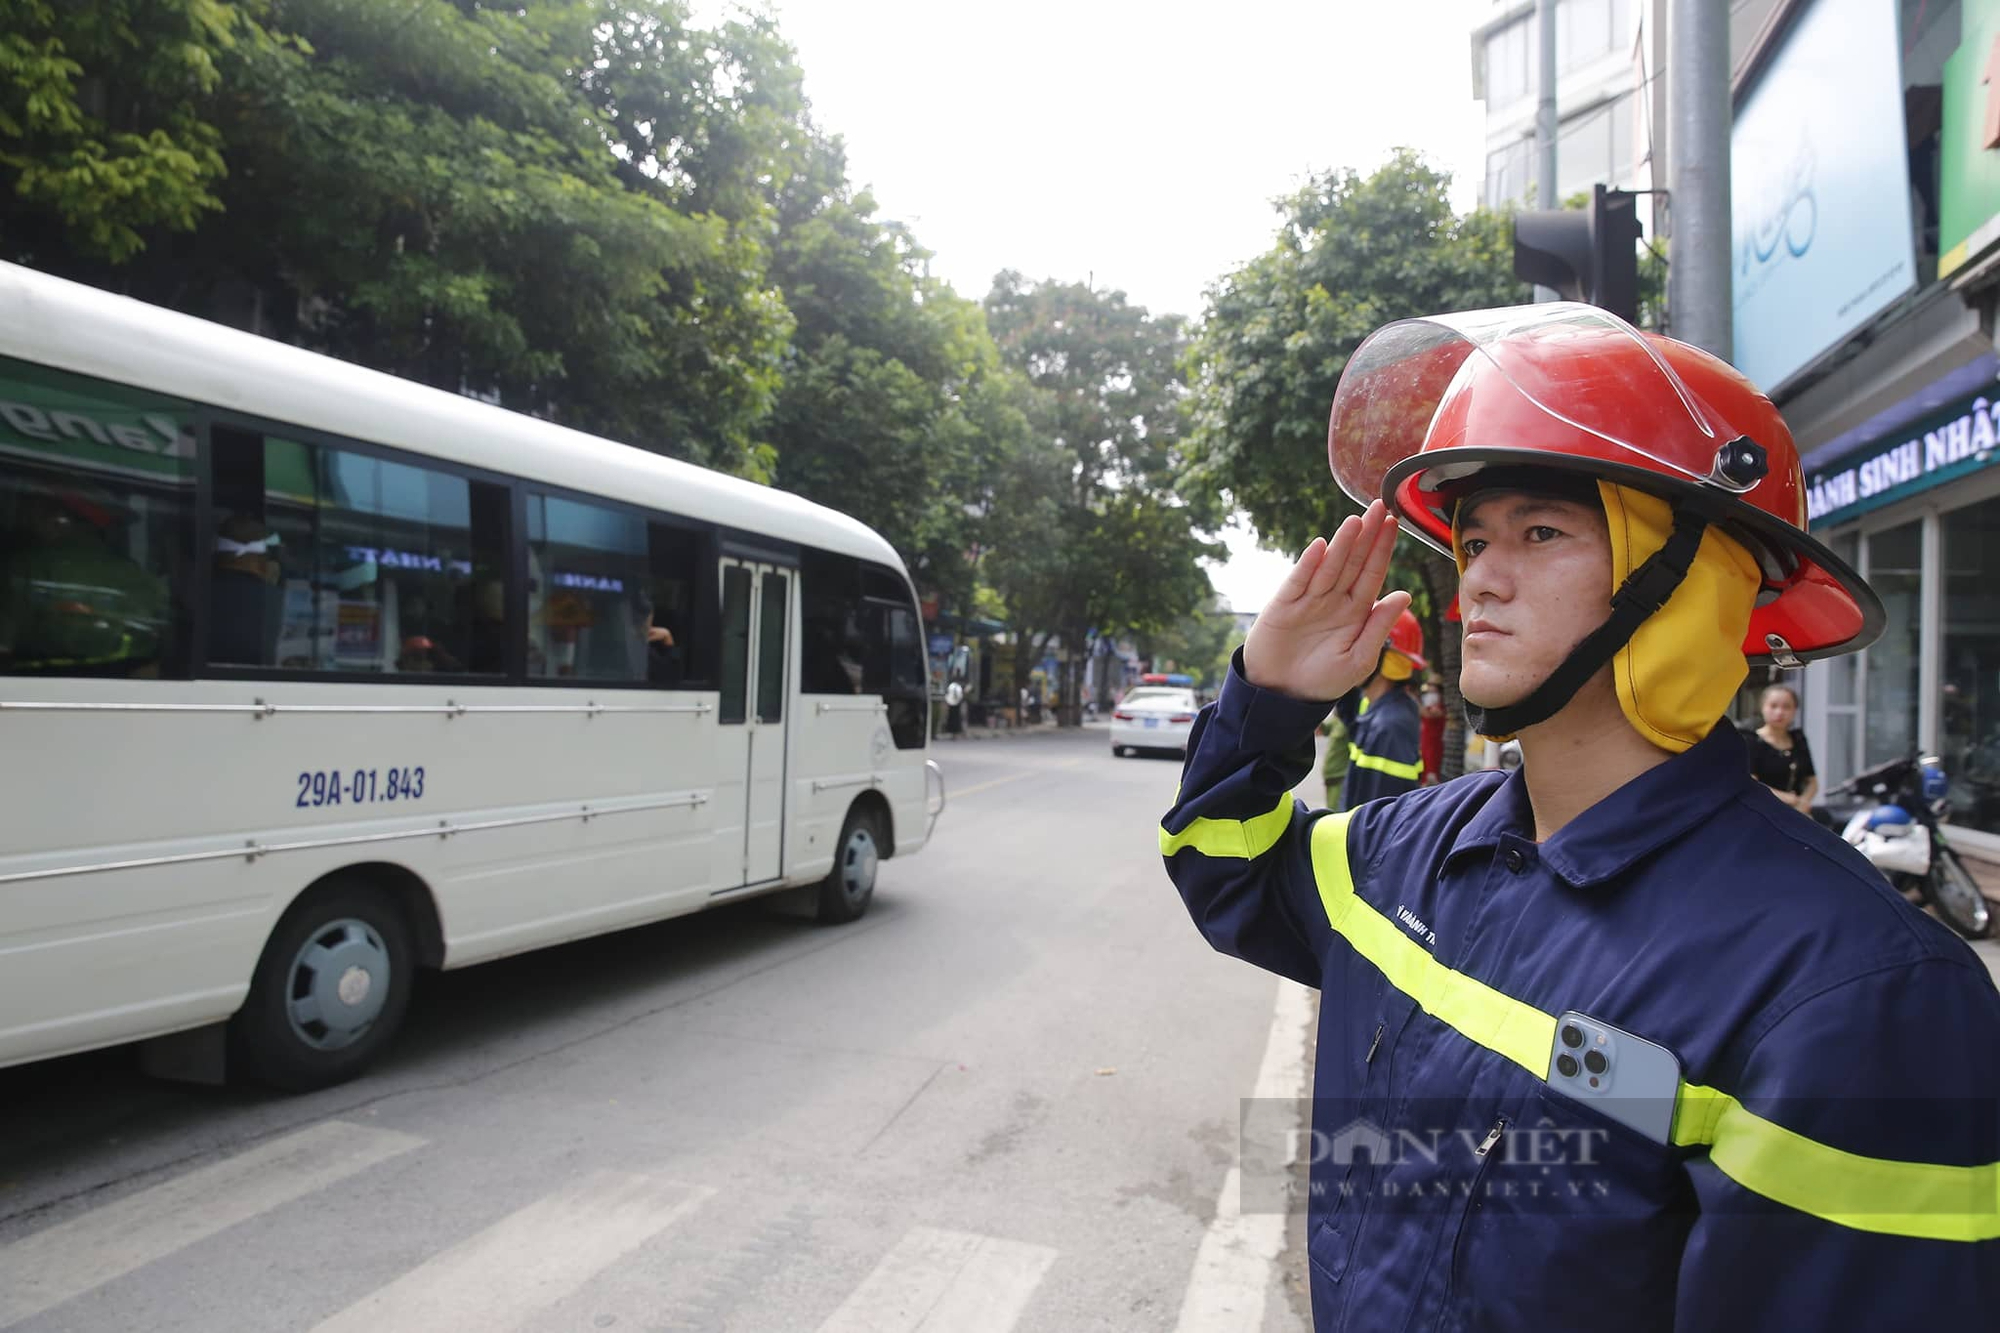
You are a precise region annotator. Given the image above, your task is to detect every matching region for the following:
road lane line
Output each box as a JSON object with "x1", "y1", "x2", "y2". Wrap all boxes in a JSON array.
[
  {"x1": 312, "y1": 1170, "x2": 711, "y2": 1333},
  {"x1": 816, "y1": 1226, "x2": 1058, "y2": 1333},
  {"x1": 1173, "y1": 977, "x2": 1315, "y2": 1332},
  {"x1": 947, "y1": 759, "x2": 1079, "y2": 801},
  {"x1": 0, "y1": 1120, "x2": 424, "y2": 1328}
]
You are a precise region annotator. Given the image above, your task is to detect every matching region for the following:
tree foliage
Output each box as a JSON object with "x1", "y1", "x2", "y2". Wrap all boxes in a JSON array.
[
  {"x1": 762, "y1": 135, "x2": 1030, "y2": 612},
  {"x1": 0, "y1": 0, "x2": 275, "y2": 262},
  {"x1": 1137, "y1": 599, "x2": 1241, "y2": 690},
  {"x1": 982, "y1": 273, "x2": 1221, "y2": 722},
  {"x1": 0, "y1": 0, "x2": 1035, "y2": 598},
  {"x1": 1182, "y1": 151, "x2": 1529, "y2": 772}
]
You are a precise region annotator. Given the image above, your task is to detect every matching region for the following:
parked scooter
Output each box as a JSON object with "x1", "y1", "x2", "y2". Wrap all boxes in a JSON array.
[{"x1": 1816, "y1": 753, "x2": 1993, "y2": 940}]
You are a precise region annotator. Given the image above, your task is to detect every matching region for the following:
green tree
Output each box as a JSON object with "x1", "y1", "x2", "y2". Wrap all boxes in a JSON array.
[
  {"x1": 0, "y1": 0, "x2": 799, "y2": 478},
  {"x1": 1182, "y1": 151, "x2": 1527, "y2": 774},
  {"x1": 0, "y1": 0, "x2": 291, "y2": 263},
  {"x1": 1136, "y1": 598, "x2": 1241, "y2": 690},
  {"x1": 763, "y1": 133, "x2": 1028, "y2": 611},
  {"x1": 984, "y1": 273, "x2": 1222, "y2": 724}
]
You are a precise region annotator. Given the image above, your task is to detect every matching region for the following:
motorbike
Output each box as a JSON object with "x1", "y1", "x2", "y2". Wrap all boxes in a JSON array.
[{"x1": 1816, "y1": 753, "x2": 1993, "y2": 941}]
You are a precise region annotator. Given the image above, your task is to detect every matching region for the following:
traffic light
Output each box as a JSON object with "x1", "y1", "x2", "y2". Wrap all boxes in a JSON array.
[{"x1": 1512, "y1": 184, "x2": 1642, "y2": 324}]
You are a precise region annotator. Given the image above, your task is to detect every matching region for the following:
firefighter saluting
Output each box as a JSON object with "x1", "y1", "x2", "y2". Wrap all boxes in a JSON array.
[
  {"x1": 1161, "y1": 305, "x2": 1999, "y2": 1331},
  {"x1": 1332, "y1": 607, "x2": 1426, "y2": 810}
]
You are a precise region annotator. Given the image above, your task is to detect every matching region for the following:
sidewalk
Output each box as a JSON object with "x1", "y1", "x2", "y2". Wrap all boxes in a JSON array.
[{"x1": 931, "y1": 715, "x2": 1099, "y2": 742}]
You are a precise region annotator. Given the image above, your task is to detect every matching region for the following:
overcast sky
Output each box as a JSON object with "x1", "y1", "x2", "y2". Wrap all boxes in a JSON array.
[{"x1": 748, "y1": 0, "x2": 1494, "y2": 612}]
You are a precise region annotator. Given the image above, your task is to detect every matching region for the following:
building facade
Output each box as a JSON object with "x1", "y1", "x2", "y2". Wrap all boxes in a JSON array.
[
  {"x1": 1471, "y1": 0, "x2": 2000, "y2": 858},
  {"x1": 1470, "y1": 0, "x2": 1657, "y2": 211}
]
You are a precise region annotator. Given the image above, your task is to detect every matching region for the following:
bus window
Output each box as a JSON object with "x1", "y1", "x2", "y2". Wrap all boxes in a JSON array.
[
  {"x1": 800, "y1": 548, "x2": 865, "y2": 694},
  {"x1": 0, "y1": 357, "x2": 194, "y2": 678},
  {"x1": 756, "y1": 569, "x2": 787, "y2": 722},
  {"x1": 866, "y1": 560, "x2": 929, "y2": 751},
  {"x1": 526, "y1": 493, "x2": 652, "y2": 682},
  {"x1": 719, "y1": 563, "x2": 752, "y2": 722},
  {"x1": 800, "y1": 549, "x2": 928, "y2": 748},
  {"x1": 208, "y1": 428, "x2": 507, "y2": 675},
  {"x1": 642, "y1": 521, "x2": 712, "y2": 688}
]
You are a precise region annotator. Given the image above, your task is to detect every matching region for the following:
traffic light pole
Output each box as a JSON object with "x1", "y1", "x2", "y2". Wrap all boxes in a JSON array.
[
  {"x1": 1667, "y1": 0, "x2": 1732, "y2": 360},
  {"x1": 1533, "y1": 0, "x2": 1559, "y2": 301}
]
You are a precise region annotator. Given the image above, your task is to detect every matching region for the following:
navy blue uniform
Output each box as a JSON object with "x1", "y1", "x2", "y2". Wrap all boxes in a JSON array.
[
  {"x1": 1161, "y1": 654, "x2": 2000, "y2": 1332},
  {"x1": 1333, "y1": 685, "x2": 1423, "y2": 810}
]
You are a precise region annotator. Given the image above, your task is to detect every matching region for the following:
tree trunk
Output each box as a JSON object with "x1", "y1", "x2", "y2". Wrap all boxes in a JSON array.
[{"x1": 1418, "y1": 548, "x2": 1467, "y2": 781}]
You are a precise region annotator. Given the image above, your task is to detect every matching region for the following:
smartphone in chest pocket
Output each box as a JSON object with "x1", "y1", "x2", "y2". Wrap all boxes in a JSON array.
[{"x1": 1545, "y1": 1010, "x2": 1682, "y2": 1146}]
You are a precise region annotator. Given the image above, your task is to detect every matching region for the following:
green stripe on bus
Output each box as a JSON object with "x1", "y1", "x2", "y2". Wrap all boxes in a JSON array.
[
  {"x1": 1158, "y1": 792, "x2": 1294, "y2": 861},
  {"x1": 1307, "y1": 811, "x2": 2000, "y2": 1242}
]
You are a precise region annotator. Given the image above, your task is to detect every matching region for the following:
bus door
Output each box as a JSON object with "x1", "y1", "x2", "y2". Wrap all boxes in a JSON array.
[{"x1": 716, "y1": 557, "x2": 793, "y2": 887}]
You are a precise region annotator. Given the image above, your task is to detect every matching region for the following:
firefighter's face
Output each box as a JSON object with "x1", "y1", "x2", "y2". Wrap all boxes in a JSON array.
[{"x1": 1454, "y1": 492, "x2": 1612, "y2": 710}]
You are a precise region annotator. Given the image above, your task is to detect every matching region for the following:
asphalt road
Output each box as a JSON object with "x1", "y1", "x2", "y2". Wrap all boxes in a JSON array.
[{"x1": 0, "y1": 725, "x2": 1318, "y2": 1333}]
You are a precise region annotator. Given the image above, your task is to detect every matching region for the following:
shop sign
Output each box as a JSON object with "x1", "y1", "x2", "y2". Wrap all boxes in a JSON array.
[
  {"x1": 1806, "y1": 389, "x2": 2000, "y2": 524},
  {"x1": 1730, "y1": 0, "x2": 1916, "y2": 392},
  {"x1": 1938, "y1": 0, "x2": 2000, "y2": 277}
]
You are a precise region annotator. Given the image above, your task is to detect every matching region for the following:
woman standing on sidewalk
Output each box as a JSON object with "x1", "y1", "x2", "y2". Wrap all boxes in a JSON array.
[{"x1": 1745, "y1": 683, "x2": 1817, "y2": 814}]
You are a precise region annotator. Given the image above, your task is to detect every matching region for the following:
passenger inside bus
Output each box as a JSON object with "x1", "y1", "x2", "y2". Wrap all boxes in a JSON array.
[
  {"x1": 208, "y1": 513, "x2": 284, "y2": 665},
  {"x1": 0, "y1": 483, "x2": 170, "y2": 676},
  {"x1": 639, "y1": 594, "x2": 685, "y2": 686}
]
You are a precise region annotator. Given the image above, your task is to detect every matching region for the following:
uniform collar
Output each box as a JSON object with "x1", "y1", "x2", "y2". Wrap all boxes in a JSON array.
[{"x1": 1445, "y1": 722, "x2": 1755, "y2": 888}]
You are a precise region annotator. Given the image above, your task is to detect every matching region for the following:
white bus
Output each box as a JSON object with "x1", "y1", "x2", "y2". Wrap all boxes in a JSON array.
[{"x1": 0, "y1": 262, "x2": 944, "y2": 1090}]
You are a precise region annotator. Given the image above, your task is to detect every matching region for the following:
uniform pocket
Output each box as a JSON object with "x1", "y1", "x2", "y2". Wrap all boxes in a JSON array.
[{"x1": 1436, "y1": 1088, "x2": 1689, "y2": 1332}]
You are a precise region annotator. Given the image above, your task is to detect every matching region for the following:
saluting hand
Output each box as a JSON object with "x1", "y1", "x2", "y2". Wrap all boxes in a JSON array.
[{"x1": 1242, "y1": 500, "x2": 1412, "y2": 703}]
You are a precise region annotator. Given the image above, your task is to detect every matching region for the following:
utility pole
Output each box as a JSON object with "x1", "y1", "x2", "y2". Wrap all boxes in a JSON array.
[
  {"x1": 1534, "y1": 0, "x2": 1559, "y2": 301},
  {"x1": 1667, "y1": 0, "x2": 1733, "y2": 359}
]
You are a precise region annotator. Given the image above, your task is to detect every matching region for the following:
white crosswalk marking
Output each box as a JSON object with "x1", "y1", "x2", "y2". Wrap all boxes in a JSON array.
[
  {"x1": 816, "y1": 1226, "x2": 1058, "y2": 1333},
  {"x1": 0, "y1": 1119, "x2": 423, "y2": 1328},
  {"x1": 311, "y1": 1170, "x2": 712, "y2": 1333}
]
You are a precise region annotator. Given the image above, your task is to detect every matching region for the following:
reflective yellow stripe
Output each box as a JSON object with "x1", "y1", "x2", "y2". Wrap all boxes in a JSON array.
[
  {"x1": 1159, "y1": 791, "x2": 1295, "y2": 860},
  {"x1": 1310, "y1": 813, "x2": 1555, "y2": 1076},
  {"x1": 1307, "y1": 810, "x2": 2000, "y2": 1241},
  {"x1": 1347, "y1": 744, "x2": 1422, "y2": 782},
  {"x1": 1677, "y1": 1083, "x2": 2000, "y2": 1242}
]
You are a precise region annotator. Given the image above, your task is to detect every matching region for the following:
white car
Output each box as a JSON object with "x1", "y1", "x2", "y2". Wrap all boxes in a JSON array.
[{"x1": 1111, "y1": 687, "x2": 1200, "y2": 756}]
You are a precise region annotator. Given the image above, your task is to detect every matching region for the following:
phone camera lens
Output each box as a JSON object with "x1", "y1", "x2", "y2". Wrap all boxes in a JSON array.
[
  {"x1": 1556, "y1": 1053, "x2": 1580, "y2": 1078},
  {"x1": 1583, "y1": 1050, "x2": 1608, "y2": 1075},
  {"x1": 1561, "y1": 1025, "x2": 1584, "y2": 1048}
]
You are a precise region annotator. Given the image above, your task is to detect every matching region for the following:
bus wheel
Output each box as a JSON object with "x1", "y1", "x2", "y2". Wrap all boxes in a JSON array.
[
  {"x1": 818, "y1": 808, "x2": 882, "y2": 924},
  {"x1": 229, "y1": 878, "x2": 416, "y2": 1091}
]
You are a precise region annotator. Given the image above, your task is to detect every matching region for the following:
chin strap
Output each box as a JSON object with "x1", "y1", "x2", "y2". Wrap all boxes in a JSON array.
[{"x1": 1464, "y1": 507, "x2": 1711, "y2": 737}]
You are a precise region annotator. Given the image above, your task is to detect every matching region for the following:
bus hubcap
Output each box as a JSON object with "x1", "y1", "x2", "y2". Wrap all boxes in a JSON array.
[
  {"x1": 842, "y1": 829, "x2": 878, "y2": 902},
  {"x1": 286, "y1": 918, "x2": 390, "y2": 1051}
]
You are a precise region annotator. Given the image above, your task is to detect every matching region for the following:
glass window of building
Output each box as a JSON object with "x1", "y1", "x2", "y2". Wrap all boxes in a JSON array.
[
  {"x1": 1485, "y1": 18, "x2": 1531, "y2": 106},
  {"x1": 1554, "y1": 94, "x2": 1636, "y2": 199},
  {"x1": 1942, "y1": 498, "x2": 2000, "y2": 836},
  {"x1": 1485, "y1": 138, "x2": 1533, "y2": 208},
  {"x1": 1822, "y1": 531, "x2": 1862, "y2": 785},
  {"x1": 526, "y1": 493, "x2": 655, "y2": 682},
  {"x1": 0, "y1": 358, "x2": 196, "y2": 678},
  {"x1": 1558, "y1": 0, "x2": 1635, "y2": 72},
  {"x1": 1863, "y1": 519, "x2": 1922, "y2": 766},
  {"x1": 210, "y1": 429, "x2": 508, "y2": 675}
]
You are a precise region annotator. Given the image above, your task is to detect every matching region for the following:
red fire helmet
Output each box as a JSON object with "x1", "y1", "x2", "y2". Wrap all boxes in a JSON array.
[
  {"x1": 1387, "y1": 607, "x2": 1426, "y2": 670},
  {"x1": 1327, "y1": 303, "x2": 1882, "y2": 663}
]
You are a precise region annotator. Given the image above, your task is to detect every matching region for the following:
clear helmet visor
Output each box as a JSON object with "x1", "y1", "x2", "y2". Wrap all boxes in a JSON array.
[{"x1": 1328, "y1": 303, "x2": 1741, "y2": 508}]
